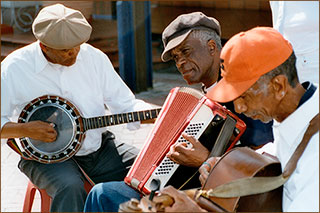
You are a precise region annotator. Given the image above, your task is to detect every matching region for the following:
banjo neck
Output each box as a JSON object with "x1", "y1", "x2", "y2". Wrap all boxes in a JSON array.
[{"x1": 83, "y1": 108, "x2": 161, "y2": 131}]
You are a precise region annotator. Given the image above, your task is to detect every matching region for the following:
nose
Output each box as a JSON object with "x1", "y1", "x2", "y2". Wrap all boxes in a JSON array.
[
  {"x1": 175, "y1": 56, "x2": 186, "y2": 69},
  {"x1": 68, "y1": 46, "x2": 80, "y2": 57},
  {"x1": 68, "y1": 49, "x2": 76, "y2": 56},
  {"x1": 233, "y1": 98, "x2": 247, "y2": 114}
]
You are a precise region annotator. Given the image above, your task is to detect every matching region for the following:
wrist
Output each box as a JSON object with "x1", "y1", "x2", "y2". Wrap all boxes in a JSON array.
[
  {"x1": 200, "y1": 149, "x2": 210, "y2": 164},
  {"x1": 202, "y1": 161, "x2": 211, "y2": 171}
]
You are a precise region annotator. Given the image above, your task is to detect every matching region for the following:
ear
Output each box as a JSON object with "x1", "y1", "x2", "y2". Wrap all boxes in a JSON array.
[
  {"x1": 39, "y1": 42, "x2": 48, "y2": 53},
  {"x1": 271, "y1": 75, "x2": 288, "y2": 101},
  {"x1": 207, "y1": 40, "x2": 217, "y2": 55}
]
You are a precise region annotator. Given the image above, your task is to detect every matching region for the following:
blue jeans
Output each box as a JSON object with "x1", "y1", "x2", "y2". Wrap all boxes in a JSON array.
[{"x1": 84, "y1": 181, "x2": 141, "y2": 212}]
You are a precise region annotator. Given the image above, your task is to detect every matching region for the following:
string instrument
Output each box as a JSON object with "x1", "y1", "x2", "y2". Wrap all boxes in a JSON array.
[
  {"x1": 119, "y1": 189, "x2": 196, "y2": 212},
  {"x1": 7, "y1": 95, "x2": 161, "y2": 164},
  {"x1": 120, "y1": 147, "x2": 283, "y2": 212},
  {"x1": 195, "y1": 147, "x2": 282, "y2": 212}
]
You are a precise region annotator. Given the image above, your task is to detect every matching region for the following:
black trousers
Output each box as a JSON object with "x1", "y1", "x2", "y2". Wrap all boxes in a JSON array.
[{"x1": 18, "y1": 131, "x2": 139, "y2": 212}]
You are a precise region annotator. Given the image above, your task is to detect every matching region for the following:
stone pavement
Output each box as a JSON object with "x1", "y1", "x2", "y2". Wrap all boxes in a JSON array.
[{"x1": 1, "y1": 72, "x2": 201, "y2": 212}]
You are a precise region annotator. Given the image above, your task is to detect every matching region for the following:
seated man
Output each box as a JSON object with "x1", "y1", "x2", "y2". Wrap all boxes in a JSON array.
[
  {"x1": 1, "y1": 4, "x2": 151, "y2": 212},
  {"x1": 84, "y1": 12, "x2": 274, "y2": 212},
  {"x1": 160, "y1": 27, "x2": 319, "y2": 212}
]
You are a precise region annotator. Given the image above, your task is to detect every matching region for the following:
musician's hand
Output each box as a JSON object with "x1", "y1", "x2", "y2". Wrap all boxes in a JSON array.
[
  {"x1": 160, "y1": 186, "x2": 207, "y2": 212},
  {"x1": 166, "y1": 133, "x2": 209, "y2": 167},
  {"x1": 24, "y1": 121, "x2": 57, "y2": 142},
  {"x1": 199, "y1": 157, "x2": 219, "y2": 186}
]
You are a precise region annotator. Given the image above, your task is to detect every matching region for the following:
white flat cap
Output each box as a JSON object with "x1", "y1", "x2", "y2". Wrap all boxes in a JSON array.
[{"x1": 32, "y1": 3, "x2": 92, "y2": 49}]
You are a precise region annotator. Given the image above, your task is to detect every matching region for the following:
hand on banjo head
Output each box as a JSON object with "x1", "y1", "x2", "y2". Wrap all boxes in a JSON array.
[{"x1": 24, "y1": 121, "x2": 57, "y2": 143}]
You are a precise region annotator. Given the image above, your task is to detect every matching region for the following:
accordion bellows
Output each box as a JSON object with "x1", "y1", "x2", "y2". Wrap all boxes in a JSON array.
[{"x1": 125, "y1": 87, "x2": 246, "y2": 194}]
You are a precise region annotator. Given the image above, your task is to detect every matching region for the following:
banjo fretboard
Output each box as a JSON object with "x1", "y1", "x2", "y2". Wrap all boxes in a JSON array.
[{"x1": 83, "y1": 108, "x2": 161, "y2": 131}]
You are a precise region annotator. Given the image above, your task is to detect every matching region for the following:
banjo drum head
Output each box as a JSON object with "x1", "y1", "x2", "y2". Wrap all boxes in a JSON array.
[{"x1": 18, "y1": 95, "x2": 85, "y2": 163}]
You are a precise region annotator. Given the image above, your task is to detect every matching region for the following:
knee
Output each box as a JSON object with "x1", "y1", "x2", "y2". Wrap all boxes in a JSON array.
[
  {"x1": 58, "y1": 179, "x2": 87, "y2": 196},
  {"x1": 86, "y1": 182, "x2": 127, "y2": 204},
  {"x1": 88, "y1": 183, "x2": 106, "y2": 198},
  {"x1": 84, "y1": 183, "x2": 110, "y2": 212}
]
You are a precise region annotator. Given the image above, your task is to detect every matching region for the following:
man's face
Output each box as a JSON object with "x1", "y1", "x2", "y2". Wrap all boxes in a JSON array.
[
  {"x1": 170, "y1": 36, "x2": 215, "y2": 85},
  {"x1": 42, "y1": 45, "x2": 81, "y2": 66},
  {"x1": 233, "y1": 82, "x2": 276, "y2": 123}
]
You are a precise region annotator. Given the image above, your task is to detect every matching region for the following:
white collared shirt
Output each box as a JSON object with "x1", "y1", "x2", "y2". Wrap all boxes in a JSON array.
[
  {"x1": 1, "y1": 41, "x2": 150, "y2": 155},
  {"x1": 258, "y1": 85, "x2": 319, "y2": 212},
  {"x1": 201, "y1": 82, "x2": 216, "y2": 94}
]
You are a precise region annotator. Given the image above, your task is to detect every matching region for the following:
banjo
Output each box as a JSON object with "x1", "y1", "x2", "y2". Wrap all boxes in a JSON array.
[{"x1": 8, "y1": 95, "x2": 161, "y2": 164}]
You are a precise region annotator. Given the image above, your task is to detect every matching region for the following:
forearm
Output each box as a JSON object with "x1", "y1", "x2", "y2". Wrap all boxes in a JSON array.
[
  {"x1": 1, "y1": 122, "x2": 28, "y2": 138},
  {"x1": 1, "y1": 121, "x2": 57, "y2": 142}
]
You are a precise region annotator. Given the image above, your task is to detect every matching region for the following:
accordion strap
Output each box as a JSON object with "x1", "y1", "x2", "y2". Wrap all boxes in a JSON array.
[
  {"x1": 209, "y1": 115, "x2": 236, "y2": 157},
  {"x1": 200, "y1": 113, "x2": 319, "y2": 198}
]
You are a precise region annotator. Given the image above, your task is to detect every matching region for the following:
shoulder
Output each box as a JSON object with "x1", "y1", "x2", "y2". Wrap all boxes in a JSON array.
[
  {"x1": 76, "y1": 43, "x2": 115, "y2": 79},
  {"x1": 79, "y1": 43, "x2": 114, "y2": 67},
  {"x1": 79, "y1": 43, "x2": 106, "y2": 57},
  {"x1": 1, "y1": 42, "x2": 38, "y2": 78},
  {"x1": 3, "y1": 42, "x2": 37, "y2": 62}
]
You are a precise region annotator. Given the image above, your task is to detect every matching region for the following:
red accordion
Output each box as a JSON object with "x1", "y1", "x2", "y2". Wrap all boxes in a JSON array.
[{"x1": 125, "y1": 87, "x2": 246, "y2": 194}]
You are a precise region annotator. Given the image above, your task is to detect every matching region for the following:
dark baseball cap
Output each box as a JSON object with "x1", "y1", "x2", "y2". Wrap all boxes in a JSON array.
[{"x1": 161, "y1": 12, "x2": 221, "y2": 62}]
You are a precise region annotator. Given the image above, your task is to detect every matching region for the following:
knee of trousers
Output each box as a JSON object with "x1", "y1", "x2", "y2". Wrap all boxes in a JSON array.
[
  {"x1": 87, "y1": 183, "x2": 108, "y2": 198},
  {"x1": 52, "y1": 178, "x2": 87, "y2": 197}
]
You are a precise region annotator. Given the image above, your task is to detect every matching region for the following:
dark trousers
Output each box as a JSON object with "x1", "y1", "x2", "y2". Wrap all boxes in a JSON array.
[{"x1": 18, "y1": 131, "x2": 139, "y2": 212}]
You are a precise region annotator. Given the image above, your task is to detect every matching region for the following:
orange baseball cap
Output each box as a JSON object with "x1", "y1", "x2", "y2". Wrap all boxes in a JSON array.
[{"x1": 206, "y1": 27, "x2": 293, "y2": 103}]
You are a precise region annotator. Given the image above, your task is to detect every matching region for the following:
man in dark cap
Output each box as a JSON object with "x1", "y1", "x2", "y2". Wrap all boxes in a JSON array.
[
  {"x1": 1, "y1": 4, "x2": 152, "y2": 212},
  {"x1": 84, "y1": 12, "x2": 274, "y2": 212},
  {"x1": 162, "y1": 11, "x2": 273, "y2": 166}
]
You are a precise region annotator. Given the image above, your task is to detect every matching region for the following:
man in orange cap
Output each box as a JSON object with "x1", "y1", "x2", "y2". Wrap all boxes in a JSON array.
[{"x1": 160, "y1": 27, "x2": 319, "y2": 212}]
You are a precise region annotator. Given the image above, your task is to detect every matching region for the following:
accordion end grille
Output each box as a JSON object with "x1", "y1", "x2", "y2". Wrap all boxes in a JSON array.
[
  {"x1": 131, "y1": 90, "x2": 201, "y2": 181},
  {"x1": 178, "y1": 87, "x2": 203, "y2": 99}
]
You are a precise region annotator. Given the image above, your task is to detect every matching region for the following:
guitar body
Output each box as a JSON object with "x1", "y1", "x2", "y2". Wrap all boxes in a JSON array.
[
  {"x1": 197, "y1": 147, "x2": 283, "y2": 212},
  {"x1": 118, "y1": 147, "x2": 282, "y2": 212},
  {"x1": 16, "y1": 95, "x2": 160, "y2": 164}
]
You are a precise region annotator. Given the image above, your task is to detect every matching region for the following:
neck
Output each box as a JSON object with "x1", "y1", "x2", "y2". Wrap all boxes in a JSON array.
[
  {"x1": 275, "y1": 83, "x2": 306, "y2": 122},
  {"x1": 203, "y1": 80, "x2": 216, "y2": 89},
  {"x1": 202, "y1": 67, "x2": 219, "y2": 88}
]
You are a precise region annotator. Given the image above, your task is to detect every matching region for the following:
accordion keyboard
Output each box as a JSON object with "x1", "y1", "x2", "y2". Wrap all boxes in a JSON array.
[{"x1": 144, "y1": 104, "x2": 214, "y2": 191}]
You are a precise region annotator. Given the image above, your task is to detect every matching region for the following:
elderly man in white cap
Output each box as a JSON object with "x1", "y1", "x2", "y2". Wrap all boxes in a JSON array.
[{"x1": 1, "y1": 4, "x2": 151, "y2": 212}]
